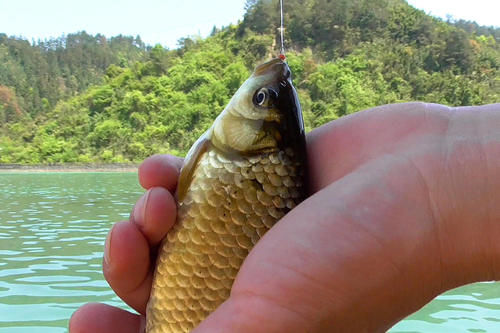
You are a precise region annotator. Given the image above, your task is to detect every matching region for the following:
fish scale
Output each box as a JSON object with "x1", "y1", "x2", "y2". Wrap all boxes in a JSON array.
[{"x1": 146, "y1": 148, "x2": 303, "y2": 333}]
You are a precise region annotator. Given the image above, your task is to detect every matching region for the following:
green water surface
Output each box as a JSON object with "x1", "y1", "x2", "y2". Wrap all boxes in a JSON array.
[{"x1": 0, "y1": 173, "x2": 499, "y2": 332}]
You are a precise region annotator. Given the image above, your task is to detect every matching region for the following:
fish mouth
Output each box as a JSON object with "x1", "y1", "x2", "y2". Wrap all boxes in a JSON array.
[{"x1": 253, "y1": 58, "x2": 291, "y2": 80}]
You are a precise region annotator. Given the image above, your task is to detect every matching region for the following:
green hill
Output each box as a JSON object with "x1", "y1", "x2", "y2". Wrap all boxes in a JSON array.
[
  {"x1": 0, "y1": 32, "x2": 148, "y2": 118},
  {"x1": 0, "y1": 0, "x2": 499, "y2": 164}
]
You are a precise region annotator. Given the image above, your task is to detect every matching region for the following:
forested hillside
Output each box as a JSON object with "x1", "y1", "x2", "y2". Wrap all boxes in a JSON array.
[
  {"x1": 1, "y1": 0, "x2": 499, "y2": 164},
  {"x1": 0, "y1": 32, "x2": 147, "y2": 119}
]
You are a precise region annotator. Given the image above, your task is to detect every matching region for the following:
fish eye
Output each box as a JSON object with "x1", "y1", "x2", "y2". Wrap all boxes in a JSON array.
[
  {"x1": 255, "y1": 89, "x2": 268, "y2": 106},
  {"x1": 253, "y1": 88, "x2": 277, "y2": 108}
]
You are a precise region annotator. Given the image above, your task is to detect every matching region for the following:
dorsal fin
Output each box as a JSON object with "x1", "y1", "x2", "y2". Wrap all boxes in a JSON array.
[{"x1": 176, "y1": 137, "x2": 211, "y2": 202}]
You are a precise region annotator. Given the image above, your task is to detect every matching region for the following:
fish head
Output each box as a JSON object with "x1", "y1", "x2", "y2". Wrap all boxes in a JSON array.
[{"x1": 211, "y1": 58, "x2": 305, "y2": 155}]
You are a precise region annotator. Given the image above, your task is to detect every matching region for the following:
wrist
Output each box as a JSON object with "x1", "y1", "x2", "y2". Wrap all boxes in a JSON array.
[{"x1": 425, "y1": 104, "x2": 500, "y2": 288}]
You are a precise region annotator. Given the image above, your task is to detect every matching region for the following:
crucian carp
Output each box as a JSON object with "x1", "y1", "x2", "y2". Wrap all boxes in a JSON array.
[{"x1": 146, "y1": 58, "x2": 307, "y2": 332}]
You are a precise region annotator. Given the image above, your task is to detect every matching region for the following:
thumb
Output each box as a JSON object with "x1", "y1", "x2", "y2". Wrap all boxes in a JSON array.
[
  {"x1": 192, "y1": 295, "x2": 311, "y2": 333},
  {"x1": 191, "y1": 205, "x2": 326, "y2": 333}
]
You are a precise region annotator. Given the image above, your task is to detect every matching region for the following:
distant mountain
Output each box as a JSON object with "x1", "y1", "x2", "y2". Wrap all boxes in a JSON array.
[
  {"x1": 0, "y1": 31, "x2": 148, "y2": 118},
  {"x1": 0, "y1": 0, "x2": 498, "y2": 164}
]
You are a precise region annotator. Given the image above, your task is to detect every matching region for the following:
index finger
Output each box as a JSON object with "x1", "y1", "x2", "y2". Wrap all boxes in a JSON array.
[
  {"x1": 139, "y1": 154, "x2": 184, "y2": 191},
  {"x1": 306, "y1": 102, "x2": 451, "y2": 192}
]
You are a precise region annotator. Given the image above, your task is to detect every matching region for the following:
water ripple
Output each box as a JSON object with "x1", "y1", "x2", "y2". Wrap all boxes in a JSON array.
[{"x1": 0, "y1": 173, "x2": 142, "y2": 332}]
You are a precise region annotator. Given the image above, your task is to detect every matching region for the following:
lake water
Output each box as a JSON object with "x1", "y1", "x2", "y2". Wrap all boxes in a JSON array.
[{"x1": 1, "y1": 173, "x2": 500, "y2": 332}]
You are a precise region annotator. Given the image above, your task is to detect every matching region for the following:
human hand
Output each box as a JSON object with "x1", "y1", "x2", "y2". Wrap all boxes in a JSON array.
[{"x1": 70, "y1": 102, "x2": 500, "y2": 332}]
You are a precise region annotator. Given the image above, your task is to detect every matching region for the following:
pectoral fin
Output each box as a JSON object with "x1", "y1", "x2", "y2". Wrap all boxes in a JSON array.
[{"x1": 176, "y1": 136, "x2": 211, "y2": 202}]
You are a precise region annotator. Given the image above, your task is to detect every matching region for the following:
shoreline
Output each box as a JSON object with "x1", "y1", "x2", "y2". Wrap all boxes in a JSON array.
[{"x1": 0, "y1": 164, "x2": 138, "y2": 173}]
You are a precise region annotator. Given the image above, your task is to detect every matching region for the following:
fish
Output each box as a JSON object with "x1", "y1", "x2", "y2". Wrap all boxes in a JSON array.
[{"x1": 145, "y1": 57, "x2": 307, "y2": 333}]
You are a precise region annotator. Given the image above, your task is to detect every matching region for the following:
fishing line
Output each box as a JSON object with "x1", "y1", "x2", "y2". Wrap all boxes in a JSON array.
[{"x1": 279, "y1": 0, "x2": 286, "y2": 60}]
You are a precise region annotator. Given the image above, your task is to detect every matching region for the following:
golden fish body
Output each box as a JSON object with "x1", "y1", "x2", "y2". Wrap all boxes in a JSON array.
[{"x1": 146, "y1": 58, "x2": 306, "y2": 332}]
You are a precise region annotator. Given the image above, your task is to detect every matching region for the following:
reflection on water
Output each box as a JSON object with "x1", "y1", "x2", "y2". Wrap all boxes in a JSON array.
[
  {"x1": 0, "y1": 173, "x2": 142, "y2": 332},
  {"x1": 390, "y1": 282, "x2": 500, "y2": 333},
  {"x1": 1, "y1": 173, "x2": 500, "y2": 332}
]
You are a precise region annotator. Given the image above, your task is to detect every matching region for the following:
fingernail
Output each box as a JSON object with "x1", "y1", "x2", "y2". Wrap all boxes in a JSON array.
[
  {"x1": 104, "y1": 224, "x2": 114, "y2": 265},
  {"x1": 134, "y1": 190, "x2": 151, "y2": 227}
]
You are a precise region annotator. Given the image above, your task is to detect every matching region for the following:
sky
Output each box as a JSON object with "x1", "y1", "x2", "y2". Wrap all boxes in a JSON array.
[{"x1": 0, "y1": 0, "x2": 498, "y2": 49}]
